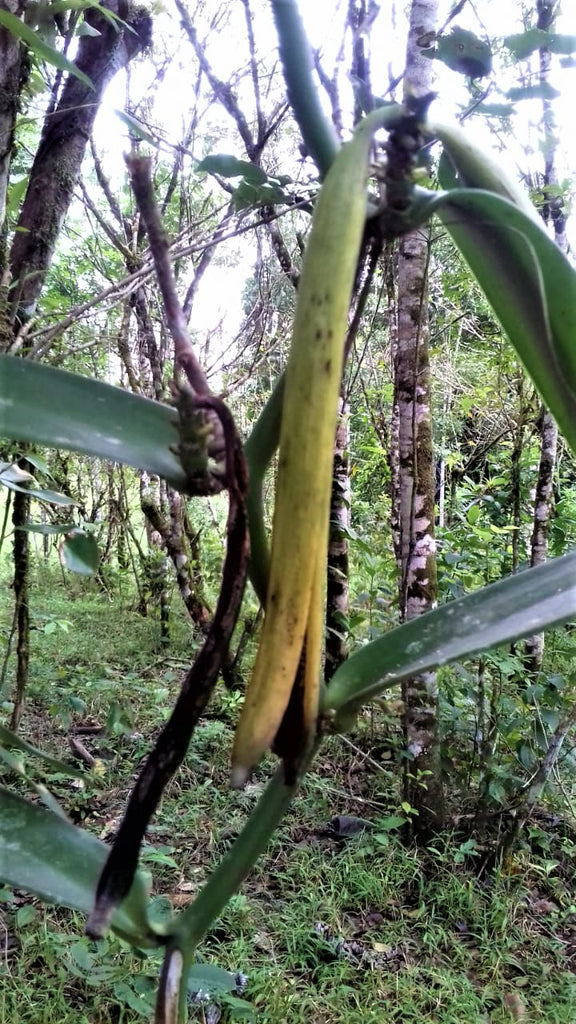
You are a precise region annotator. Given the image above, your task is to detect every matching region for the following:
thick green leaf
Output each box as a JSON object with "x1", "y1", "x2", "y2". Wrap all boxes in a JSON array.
[
  {"x1": 324, "y1": 551, "x2": 576, "y2": 716},
  {"x1": 0, "y1": 789, "x2": 159, "y2": 947},
  {"x1": 23, "y1": 452, "x2": 51, "y2": 475},
  {"x1": 432, "y1": 28, "x2": 492, "y2": 78},
  {"x1": 232, "y1": 178, "x2": 289, "y2": 211},
  {"x1": 60, "y1": 530, "x2": 100, "y2": 575},
  {"x1": 0, "y1": 461, "x2": 34, "y2": 486},
  {"x1": 115, "y1": 109, "x2": 158, "y2": 145},
  {"x1": 469, "y1": 103, "x2": 515, "y2": 119},
  {"x1": 504, "y1": 29, "x2": 576, "y2": 61},
  {"x1": 6, "y1": 176, "x2": 28, "y2": 219},
  {"x1": 0, "y1": 10, "x2": 93, "y2": 88},
  {"x1": 0, "y1": 724, "x2": 85, "y2": 779},
  {"x1": 507, "y1": 83, "x2": 560, "y2": 102},
  {"x1": 76, "y1": 18, "x2": 102, "y2": 37},
  {"x1": 0, "y1": 357, "x2": 189, "y2": 493},
  {"x1": 188, "y1": 963, "x2": 238, "y2": 995},
  {"x1": 196, "y1": 154, "x2": 267, "y2": 185},
  {"x1": 0, "y1": 460, "x2": 78, "y2": 505},
  {"x1": 425, "y1": 189, "x2": 576, "y2": 454},
  {"x1": 27, "y1": 487, "x2": 78, "y2": 506},
  {"x1": 18, "y1": 522, "x2": 76, "y2": 535}
]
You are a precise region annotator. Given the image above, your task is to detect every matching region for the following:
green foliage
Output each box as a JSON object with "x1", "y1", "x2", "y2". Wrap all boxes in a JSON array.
[
  {"x1": 426, "y1": 185, "x2": 576, "y2": 454},
  {"x1": 324, "y1": 550, "x2": 576, "y2": 718},
  {"x1": 59, "y1": 529, "x2": 99, "y2": 575},
  {"x1": 424, "y1": 28, "x2": 492, "y2": 79},
  {"x1": 504, "y1": 29, "x2": 576, "y2": 61},
  {"x1": 0, "y1": 357, "x2": 189, "y2": 492},
  {"x1": 0, "y1": 8, "x2": 93, "y2": 88},
  {"x1": 0, "y1": 789, "x2": 157, "y2": 946}
]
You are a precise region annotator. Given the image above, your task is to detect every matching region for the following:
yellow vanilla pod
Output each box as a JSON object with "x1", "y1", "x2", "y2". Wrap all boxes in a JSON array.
[
  {"x1": 231, "y1": 108, "x2": 393, "y2": 787},
  {"x1": 269, "y1": 537, "x2": 326, "y2": 779},
  {"x1": 299, "y1": 536, "x2": 327, "y2": 749}
]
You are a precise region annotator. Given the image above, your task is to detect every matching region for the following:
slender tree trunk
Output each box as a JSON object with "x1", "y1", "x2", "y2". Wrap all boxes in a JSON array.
[
  {"x1": 0, "y1": 2, "x2": 148, "y2": 725},
  {"x1": 9, "y1": 489, "x2": 29, "y2": 731},
  {"x1": 392, "y1": 0, "x2": 441, "y2": 830},
  {"x1": 524, "y1": 0, "x2": 564, "y2": 672},
  {"x1": 0, "y1": 0, "x2": 28, "y2": 249},
  {"x1": 325, "y1": 399, "x2": 350, "y2": 680},
  {"x1": 509, "y1": 377, "x2": 528, "y2": 575},
  {"x1": 8, "y1": 2, "x2": 150, "y2": 326},
  {"x1": 524, "y1": 407, "x2": 558, "y2": 669}
]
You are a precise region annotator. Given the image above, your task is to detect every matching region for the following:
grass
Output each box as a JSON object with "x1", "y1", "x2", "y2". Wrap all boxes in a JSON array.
[{"x1": 2, "y1": 562, "x2": 576, "y2": 1021}]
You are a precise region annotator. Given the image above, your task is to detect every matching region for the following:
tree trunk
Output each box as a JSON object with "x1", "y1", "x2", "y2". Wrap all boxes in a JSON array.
[
  {"x1": 0, "y1": 2, "x2": 149, "y2": 723},
  {"x1": 524, "y1": 407, "x2": 558, "y2": 670},
  {"x1": 325, "y1": 399, "x2": 350, "y2": 680},
  {"x1": 8, "y1": 1, "x2": 150, "y2": 327},
  {"x1": 393, "y1": 0, "x2": 441, "y2": 831},
  {"x1": 524, "y1": 0, "x2": 564, "y2": 672},
  {"x1": 0, "y1": 0, "x2": 28, "y2": 249},
  {"x1": 9, "y1": 488, "x2": 29, "y2": 731}
]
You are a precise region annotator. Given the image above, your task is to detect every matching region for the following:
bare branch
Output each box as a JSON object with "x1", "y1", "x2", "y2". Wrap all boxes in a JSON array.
[{"x1": 126, "y1": 153, "x2": 208, "y2": 394}]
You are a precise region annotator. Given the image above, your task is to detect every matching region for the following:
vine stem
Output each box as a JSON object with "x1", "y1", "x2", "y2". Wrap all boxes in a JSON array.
[{"x1": 156, "y1": 764, "x2": 308, "y2": 1022}]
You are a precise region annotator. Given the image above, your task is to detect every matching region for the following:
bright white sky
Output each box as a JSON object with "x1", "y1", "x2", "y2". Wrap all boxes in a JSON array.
[{"x1": 91, "y1": 0, "x2": 576, "y2": 362}]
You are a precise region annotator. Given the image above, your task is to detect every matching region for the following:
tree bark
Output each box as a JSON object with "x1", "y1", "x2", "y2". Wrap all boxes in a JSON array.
[
  {"x1": 392, "y1": 0, "x2": 441, "y2": 831},
  {"x1": 524, "y1": 407, "x2": 558, "y2": 670},
  {"x1": 8, "y1": 0, "x2": 151, "y2": 327},
  {"x1": 524, "y1": 0, "x2": 564, "y2": 672},
  {"x1": 325, "y1": 399, "x2": 350, "y2": 680},
  {"x1": 9, "y1": 487, "x2": 29, "y2": 731},
  {"x1": 0, "y1": 2, "x2": 149, "y2": 724},
  {"x1": 0, "y1": 0, "x2": 28, "y2": 246}
]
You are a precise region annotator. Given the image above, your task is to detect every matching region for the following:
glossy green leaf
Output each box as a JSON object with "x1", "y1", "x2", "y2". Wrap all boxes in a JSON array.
[
  {"x1": 432, "y1": 28, "x2": 492, "y2": 78},
  {"x1": 28, "y1": 487, "x2": 78, "y2": 505},
  {"x1": 0, "y1": 724, "x2": 85, "y2": 779},
  {"x1": 0, "y1": 461, "x2": 34, "y2": 486},
  {"x1": 232, "y1": 178, "x2": 289, "y2": 211},
  {"x1": 0, "y1": 357, "x2": 189, "y2": 493},
  {"x1": 0, "y1": 459, "x2": 78, "y2": 505},
  {"x1": 23, "y1": 452, "x2": 51, "y2": 476},
  {"x1": 424, "y1": 189, "x2": 576, "y2": 454},
  {"x1": 18, "y1": 522, "x2": 76, "y2": 535},
  {"x1": 507, "y1": 83, "x2": 560, "y2": 102},
  {"x1": 0, "y1": 789, "x2": 159, "y2": 947},
  {"x1": 0, "y1": 10, "x2": 93, "y2": 88},
  {"x1": 115, "y1": 109, "x2": 158, "y2": 145},
  {"x1": 196, "y1": 154, "x2": 267, "y2": 185},
  {"x1": 6, "y1": 176, "x2": 28, "y2": 219},
  {"x1": 324, "y1": 551, "x2": 576, "y2": 717},
  {"x1": 504, "y1": 29, "x2": 576, "y2": 61},
  {"x1": 60, "y1": 530, "x2": 100, "y2": 575},
  {"x1": 76, "y1": 18, "x2": 101, "y2": 37},
  {"x1": 469, "y1": 103, "x2": 515, "y2": 119},
  {"x1": 187, "y1": 963, "x2": 238, "y2": 995}
]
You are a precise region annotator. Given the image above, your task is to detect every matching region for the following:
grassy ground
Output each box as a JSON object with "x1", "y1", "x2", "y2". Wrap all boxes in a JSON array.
[{"x1": 2, "y1": 565, "x2": 576, "y2": 1022}]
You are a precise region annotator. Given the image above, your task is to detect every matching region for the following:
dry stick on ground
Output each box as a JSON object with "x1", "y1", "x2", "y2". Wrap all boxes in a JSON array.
[{"x1": 87, "y1": 155, "x2": 250, "y2": 939}]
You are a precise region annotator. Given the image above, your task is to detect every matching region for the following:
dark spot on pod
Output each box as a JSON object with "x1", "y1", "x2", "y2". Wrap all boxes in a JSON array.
[
  {"x1": 269, "y1": 591, "x2": 277, "y2": 604},
  {"x1": 326, "y1": 328, "x2": 333, "y2": 340},
  {"x1": 324, "y1": 359, "x2": 332, "y2": 373},
  {"x1": 315, "y1": 328, "x2": 323, "y2": 340}
]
